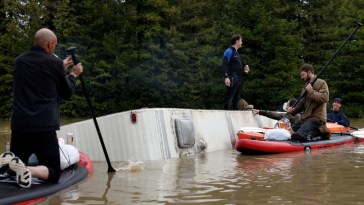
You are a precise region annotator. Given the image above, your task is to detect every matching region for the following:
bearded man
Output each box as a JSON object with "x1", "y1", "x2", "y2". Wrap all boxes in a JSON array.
[{"x1": 287, "y1": 64, "x2": 329, "y2": 141}]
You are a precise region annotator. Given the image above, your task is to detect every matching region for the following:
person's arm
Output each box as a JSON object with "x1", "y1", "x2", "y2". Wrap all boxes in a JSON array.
[
  {"x1": 222, "y1": 48, "x2": 232, "y2": 79},
  {"x1": 289, "y1": 91, "x2": 305, "y2": 115},
  {"x1": 326, "y1": 110, "x2": 335, "y2": 122},
  {"x1": 259, "y1": 110, "x2": 284, "y2": 121},
  {"x1": 222, "y1": 48, "x2": 233, "y2": 87},
  {"x1": 57, "y1": 61, "x2": 83, "y2": 99},
  {"x1": 243, "y1": 65, "x2": 249, "y2": 76},
  {"x1": 306, "y1": 79, "x2": 329, "y2": 103},
  {"x1": 290, "y1": 113, "x2": 302, "y2": 124},
  {"x1": 338, "y1": 112, "x2": 350, "y2": 127},
  {"x1": 63, "y1": 56, "x2": 73, "y2": 69},
  {"x1": 241, "y1": 53, "x2": 249, "y2": 76}
]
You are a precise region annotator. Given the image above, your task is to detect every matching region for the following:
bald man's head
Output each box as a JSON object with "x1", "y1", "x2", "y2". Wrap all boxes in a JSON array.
[{"x1": 34, "y1": 28, "x2": 57, "y2": 53}]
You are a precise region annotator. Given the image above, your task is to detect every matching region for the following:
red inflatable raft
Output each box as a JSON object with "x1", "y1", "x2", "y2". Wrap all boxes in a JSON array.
[
  {"x1": 237, "y1": 122, "x2": 350, "y2": 141},
  {"x1": 235, "y1": 122, "x2": 355, "y2": 155},
  {"x1": 236, "y1": 133, "x2": 356, "y2": 155},
  {"x1": 0, "y1": 151, "x2": 93, "y2": 205}
]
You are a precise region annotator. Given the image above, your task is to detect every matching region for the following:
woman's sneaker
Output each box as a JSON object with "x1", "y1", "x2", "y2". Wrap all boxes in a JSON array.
[
  {"x1": 9, "y1": 157, "x2": 32, "y2": 188},
  {"x1": 0, "y1": 151, "x2": 15, "y2": 169}
]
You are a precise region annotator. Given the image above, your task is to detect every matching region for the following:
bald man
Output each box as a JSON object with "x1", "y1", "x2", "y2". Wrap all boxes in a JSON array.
[{"x1": 4, "y1": 28, "x2": 83, "y2": 188}]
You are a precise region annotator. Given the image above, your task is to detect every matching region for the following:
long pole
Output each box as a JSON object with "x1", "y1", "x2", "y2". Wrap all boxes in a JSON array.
[
  {"x1": 292, "y1": 22, "x2": 362, "y2": 107},
  {"x1": 67, "y1": 47, "x2": 116, "y2": 173}
]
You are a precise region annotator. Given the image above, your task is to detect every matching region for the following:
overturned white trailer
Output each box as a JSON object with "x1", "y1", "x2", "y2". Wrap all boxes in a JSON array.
[{"x1": 57, "y1": 108, "x2": 276, "y2": 162}]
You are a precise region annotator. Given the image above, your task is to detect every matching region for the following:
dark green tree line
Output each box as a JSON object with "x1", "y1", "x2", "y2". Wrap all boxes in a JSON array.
[{"x1": 0, "y1": 0, "x2": 363, "y2": 119}]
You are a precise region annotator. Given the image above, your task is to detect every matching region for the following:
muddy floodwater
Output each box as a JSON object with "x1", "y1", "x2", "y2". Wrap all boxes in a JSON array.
[{"x1": 1, "y1": 119, "x2": 364, "y2": 204}]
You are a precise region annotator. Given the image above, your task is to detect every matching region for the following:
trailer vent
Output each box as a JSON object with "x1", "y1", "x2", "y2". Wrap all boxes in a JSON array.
[{"x1": 175, "y1": 118, "x2": 195, "y2": 148}]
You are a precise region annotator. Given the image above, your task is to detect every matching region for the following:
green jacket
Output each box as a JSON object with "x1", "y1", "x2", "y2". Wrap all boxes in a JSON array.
[
  {"x1": 259, "y1": 110, "x2": 301, "y2": 125},
  {"x1": 292, "y1": 77, "x2": 329, "y2": 123}
]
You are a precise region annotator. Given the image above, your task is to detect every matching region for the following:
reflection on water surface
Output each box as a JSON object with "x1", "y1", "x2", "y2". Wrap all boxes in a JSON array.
[
  {"x1": 38, "y1": 145, "x2": 364, "y2": 205},
  {"x1": 0, "y1": 119, "x2": 364, "y2": 204}
]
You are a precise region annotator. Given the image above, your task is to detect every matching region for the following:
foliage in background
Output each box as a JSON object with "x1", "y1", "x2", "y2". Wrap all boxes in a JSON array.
[{"x1": 0, "y1": 0, "x2": 363, "y2": 119}]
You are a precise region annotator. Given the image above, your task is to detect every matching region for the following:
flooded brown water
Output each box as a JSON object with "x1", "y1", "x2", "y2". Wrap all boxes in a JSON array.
[{"x1": 1, "y1": 118, "x2": 364, "y2": 204}]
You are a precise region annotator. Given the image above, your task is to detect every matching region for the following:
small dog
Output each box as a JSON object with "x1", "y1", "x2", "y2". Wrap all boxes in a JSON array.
[
  {"x1": 319, "y1": 123, "x2": 331, "y2": 140},
  {"x1": 238, "y1": 99, "x2": 254, "y2": 110}
]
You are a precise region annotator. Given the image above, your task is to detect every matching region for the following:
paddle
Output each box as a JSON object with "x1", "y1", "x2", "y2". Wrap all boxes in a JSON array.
[
  {"x1": 66, "y1": 47, "x2": 116, "y2": 173},
  {"x1": 349, "y1": 126, "x2": 363, "y2": 131},
  {"x1": 292, "y1": 22, "x2": 362, "y2": 108},
  {"x1": 351, "y1": 130, "x2": 364, "y2": 138}
]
